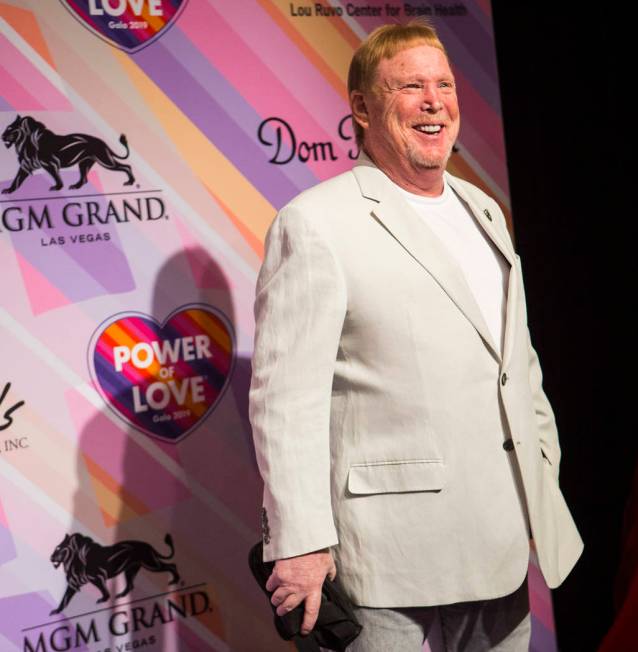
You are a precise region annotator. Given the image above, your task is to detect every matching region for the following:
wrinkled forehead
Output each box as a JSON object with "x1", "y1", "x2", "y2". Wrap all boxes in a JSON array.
[{"x1": 371, "y1": 45, "x2": 454, "y2": 92}]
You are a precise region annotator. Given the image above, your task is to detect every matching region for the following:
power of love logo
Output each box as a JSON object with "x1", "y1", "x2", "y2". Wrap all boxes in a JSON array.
[
  {"x1": 59, "y1": 0, "x2": 189, "y2": 53},
  {"x1": 88, "y1": 304, "x2": 235, "y2": 442}
]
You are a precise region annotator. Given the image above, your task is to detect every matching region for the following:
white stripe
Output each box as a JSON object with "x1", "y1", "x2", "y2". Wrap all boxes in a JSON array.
[
  {"x1": 329, "y1": 1, "x2": 368, "y2": 40},
  {"x1": 0, "y1": 456, "x2": 81, "y2": 532},
  {"x1": 0, "y1": 631, "x2": 18, "y2": 652},
  {"x1": 454, "y1": 141, "x2": 511, "y2": 209}
]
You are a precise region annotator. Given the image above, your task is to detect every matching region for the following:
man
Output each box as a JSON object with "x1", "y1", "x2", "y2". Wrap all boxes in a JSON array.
[{"x1": 249, "y1": 20, "x2": 583, "y2": 651}]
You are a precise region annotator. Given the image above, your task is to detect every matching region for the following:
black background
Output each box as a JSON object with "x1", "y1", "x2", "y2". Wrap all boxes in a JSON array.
[{"x1": 490, "y1": 5, "x2": 631, "y2": 652}]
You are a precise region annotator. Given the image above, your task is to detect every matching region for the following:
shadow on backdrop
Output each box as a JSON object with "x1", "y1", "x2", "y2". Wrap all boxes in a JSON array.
[{"x1": 67, "y1": 247, "x2": 284, "y2": 651}]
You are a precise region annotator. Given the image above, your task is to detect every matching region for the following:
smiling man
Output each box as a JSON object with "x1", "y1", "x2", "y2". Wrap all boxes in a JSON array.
[
  {"x1": 249, "y1": 20, "x2": 583, "y2": 652},
  {"x1": 350, "y1": 39, "x2": 459, "y2": 194}
]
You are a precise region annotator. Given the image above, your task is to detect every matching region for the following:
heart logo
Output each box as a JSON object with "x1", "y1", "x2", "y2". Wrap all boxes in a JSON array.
[
  {"x1": 88, "y1": 304, "x2": 235, "y2": 443},
  {"x1": 59, "y1": 0, "x2": 189, "y2": 54}
]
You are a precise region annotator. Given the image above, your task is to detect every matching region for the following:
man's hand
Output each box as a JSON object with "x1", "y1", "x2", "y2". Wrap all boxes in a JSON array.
[{"x1": 266, "y1": 547, "x2": 337, "y2": 635}]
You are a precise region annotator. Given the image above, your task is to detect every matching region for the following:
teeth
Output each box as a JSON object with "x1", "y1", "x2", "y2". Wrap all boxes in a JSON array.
[{"x1": 416, "y1": 124, "x2": 442, "y2": 133}]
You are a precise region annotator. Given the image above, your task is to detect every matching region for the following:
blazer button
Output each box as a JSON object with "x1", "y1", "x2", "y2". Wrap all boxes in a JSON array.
[
  {"x1": 483, "y1": 208, "x2": 492, "y2": 221},
  {"x1": 501, "y1": 372, "x2": 508, "y2": 386},
  {"x1": 503, "y1": 438, "x2": 515, "y2": 451}
]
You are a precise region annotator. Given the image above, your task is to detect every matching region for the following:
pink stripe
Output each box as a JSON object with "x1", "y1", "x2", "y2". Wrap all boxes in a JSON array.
[
  {"x1": 180, "y1": 1, "x2": 353, "y2": 179},
  {"x1": 68, "y1": 390, "x2": 190, "y2": 508},
  {"x1": 167, "y1": 311, "x2": 221, "y2": 339},
  {"x1": 13, "y1": 251, "x2": 72, "y2": 314},
  {"x1": 0, "y1": 500, "x2": 8, "y2": 528},
  {"x1": 0, "y1": 63, "x2": 45, "y2": 110},
  {"x1": 206, "y1": 0, "x2": 345, "y2": 109},
  {"x1": 168, "y1": 312, "x2": 232, "y2": 378},
  {"x1": 528, "y1": 560, "x2": 556, "y2": 631},
  {"x1": 454, "y1": 68, "x2": 508, "y2": 190},
  {"x1": 117, "y1": 317, "x2": 163, "y2": 349},
  {"x1": 0, "y1": 38, "x2": 68, "y2": 110},
  {"x1": 95, "y1": 335, "x2": 149, "y2": 387}
]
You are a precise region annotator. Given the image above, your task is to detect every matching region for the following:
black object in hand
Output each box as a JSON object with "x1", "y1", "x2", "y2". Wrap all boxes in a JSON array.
[{"x1": 248, "y1": 541, "x2": 362, "y2": 652}]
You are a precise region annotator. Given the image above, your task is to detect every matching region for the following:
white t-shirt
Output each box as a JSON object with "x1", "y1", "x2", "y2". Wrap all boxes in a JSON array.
[{"x1": 395, "y1": 178, "x2": 510, "y2": 355}]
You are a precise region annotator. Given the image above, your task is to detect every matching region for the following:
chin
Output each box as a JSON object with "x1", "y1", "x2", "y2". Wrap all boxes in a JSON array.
[
  {"x1": 418, "y1": 150, "x2": 455, "y2": 170},
  {"x1": 407, "y1": 146, "x2": 451, "y2": 171},
  {"x1": 409, "y1": 155, "x2": 445, "y2": 170}
]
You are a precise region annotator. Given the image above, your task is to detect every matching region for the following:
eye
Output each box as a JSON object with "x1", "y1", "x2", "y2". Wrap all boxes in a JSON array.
[
  {"x1": 439, "y1": 81, "x2": 455, "y2": 89},
  {"x1": 403, "y1": 83, "x2": 423, "y2": 90}
]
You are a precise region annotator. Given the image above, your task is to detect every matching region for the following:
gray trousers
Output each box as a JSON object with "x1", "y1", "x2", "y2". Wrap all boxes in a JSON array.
[{"x1": 341, "y1": 574, "x2": 530, "y2": 652}]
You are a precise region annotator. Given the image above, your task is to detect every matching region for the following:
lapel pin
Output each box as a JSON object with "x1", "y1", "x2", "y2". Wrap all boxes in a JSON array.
[{"x1": 483, "y1": 208, "x2": 492, "y2": 221}]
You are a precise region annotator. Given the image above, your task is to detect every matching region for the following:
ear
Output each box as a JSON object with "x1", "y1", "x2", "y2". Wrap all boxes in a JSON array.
[{"x1": 350, "y1": 90, "x2": 370, "y2": 133}]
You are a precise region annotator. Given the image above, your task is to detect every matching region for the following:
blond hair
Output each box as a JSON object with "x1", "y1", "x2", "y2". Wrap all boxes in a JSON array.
[{"x1": 348, "y1": 20, "x2": 449, "y2": 147}]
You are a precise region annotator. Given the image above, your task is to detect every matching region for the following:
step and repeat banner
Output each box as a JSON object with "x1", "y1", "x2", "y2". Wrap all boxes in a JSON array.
[{"x1": 0, "y1": 1, "x2": 557, "y2": 651}]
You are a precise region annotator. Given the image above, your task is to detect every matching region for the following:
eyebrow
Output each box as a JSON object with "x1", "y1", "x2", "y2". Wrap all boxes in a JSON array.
[{"x1": 386, "y1": 75, "x2": 456, "y2": 86}]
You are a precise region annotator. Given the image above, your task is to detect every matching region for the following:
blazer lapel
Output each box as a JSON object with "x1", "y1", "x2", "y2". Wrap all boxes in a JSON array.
[
  {"x1": 352, "y1": 160, "x2": 503, "y2": 363},
  {"x1": 444, "y1": 174, "x2": 514, "y2": 268},
  {"x1": 444, "y1": 173, "x2": 519, "y2": 368}
]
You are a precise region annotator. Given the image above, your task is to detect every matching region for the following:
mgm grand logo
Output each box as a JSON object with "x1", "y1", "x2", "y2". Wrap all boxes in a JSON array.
[
  {"x1": 2, "y1": 115, "x2": 135, "y2": 195},
  {"x1": 49, "y1": 533, "x2": 180, "y2": 614},
  {"x1": 22, "y1": 532, "x2": 212, "y2": 652},
  {"x1": 0, "y1": 116, "x2": 166, "y2": 246}
]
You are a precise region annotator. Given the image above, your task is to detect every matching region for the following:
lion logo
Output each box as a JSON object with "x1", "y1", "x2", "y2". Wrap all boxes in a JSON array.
[
  {"x1": 1, "y1": 115, "x2": 135, "y2": 194},
  {"x1": 49, "y1": 533, "x2": 180, "y2": 615}
]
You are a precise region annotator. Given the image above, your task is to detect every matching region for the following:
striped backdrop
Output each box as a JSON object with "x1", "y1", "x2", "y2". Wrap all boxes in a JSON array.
[{"x1": 0, "y1": 2, "x2": 556, "y2": 650}]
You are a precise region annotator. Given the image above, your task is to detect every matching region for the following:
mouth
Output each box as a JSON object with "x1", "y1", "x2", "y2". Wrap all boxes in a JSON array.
[
  {"x1": 52, "y1": 559, "x2": 60, "y2": 568},
  {"x1": 412, "y1": 123, "x2": 445, "y2": 137}
]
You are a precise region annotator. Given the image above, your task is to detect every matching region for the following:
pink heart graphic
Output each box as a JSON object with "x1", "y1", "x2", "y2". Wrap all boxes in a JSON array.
[{"x1": 88, "y1": 304, "x2": 235, "y2": 442}]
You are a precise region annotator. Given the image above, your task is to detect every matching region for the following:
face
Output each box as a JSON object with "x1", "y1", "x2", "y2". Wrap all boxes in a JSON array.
[{"x1": 352, "y1": 44, "x2": 460, "y2": 183}]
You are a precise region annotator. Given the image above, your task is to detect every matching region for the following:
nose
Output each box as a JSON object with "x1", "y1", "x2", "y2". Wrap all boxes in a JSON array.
[{"x1": 420, "y1": 84, "x2": 443, "y2": 111}]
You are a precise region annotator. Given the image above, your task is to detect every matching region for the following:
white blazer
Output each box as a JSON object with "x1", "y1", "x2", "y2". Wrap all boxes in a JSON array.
[{"x1": 249, "y1": 155, "x2": 584, "y2": 607}]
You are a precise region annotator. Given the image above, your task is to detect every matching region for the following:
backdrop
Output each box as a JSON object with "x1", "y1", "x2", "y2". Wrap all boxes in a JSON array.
[{"x1": 0, "y1": 1, "x2": 556, "y2": 650}]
